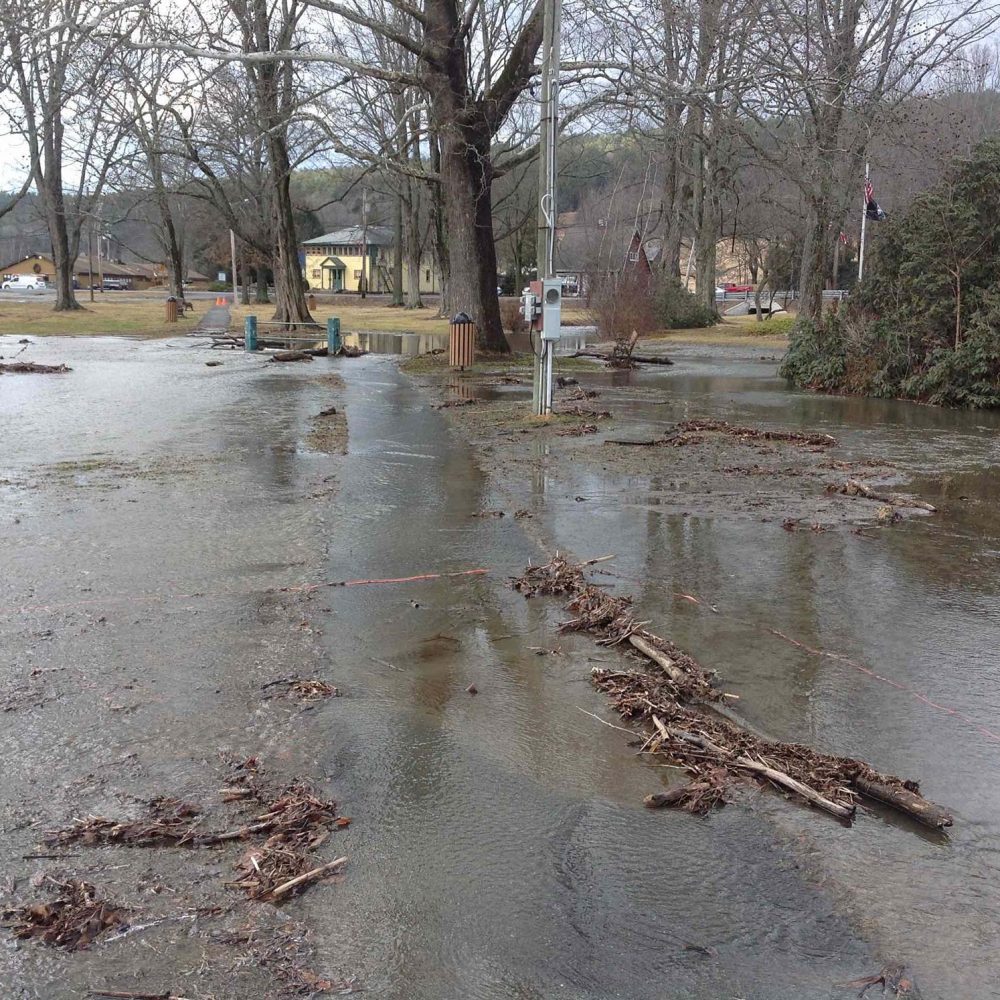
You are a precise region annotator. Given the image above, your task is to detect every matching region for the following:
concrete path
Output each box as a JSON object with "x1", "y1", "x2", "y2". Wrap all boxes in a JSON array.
[{"x1": 194, "y1": 302, "x2": 231, "y2": 334}]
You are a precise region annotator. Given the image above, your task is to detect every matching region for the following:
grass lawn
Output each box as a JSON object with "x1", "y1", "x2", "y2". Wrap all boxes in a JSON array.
[
  {"x1": 0, "y1": 298, "x2": 185, "y2": 338},
  {"x1": 642, "y1": 317, "x2": 792, "y2": 348},
  {"x1": 230, "y1": 298, "x2": 594, "y2": 334},
  {"x1": 229, "y1": 300, "x2": 452, "y2": 335}
]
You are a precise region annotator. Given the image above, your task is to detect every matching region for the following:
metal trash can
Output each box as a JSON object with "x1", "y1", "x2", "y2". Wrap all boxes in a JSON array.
[
  {"x1": 449, "y1": 312, "x2": 476, "y2": 369},
  {"x1": 165, "y1": 296, "x2": 178, "y2": 323}
]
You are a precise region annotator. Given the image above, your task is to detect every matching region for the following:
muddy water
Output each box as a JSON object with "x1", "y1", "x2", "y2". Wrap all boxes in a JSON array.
[{"x1": 1, "y1": 337, "x2": 997, "y2": 998}]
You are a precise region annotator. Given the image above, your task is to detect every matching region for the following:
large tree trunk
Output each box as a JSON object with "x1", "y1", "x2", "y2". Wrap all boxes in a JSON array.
[
  {"x1": 256, "y1": 267, "x2": 271, "y2": 303},
  {"x1": 429, "y1": 131, "x2": 451, "y2": 318},
  {"x1": 799, "y1": 198, "x2": 829, "y2": 322},
  {"x1": 438, "y1": 121, "x2": 506, "y2": 350},
  {"x1": 404, "y1": 184, "x2": 423, "y2": 309},
  {"x1": 391, "y1": 191, "x2": 405, "y2": 306},
  {"x1": 44, "y1": 182, "x2": 80, "y2": 312}
]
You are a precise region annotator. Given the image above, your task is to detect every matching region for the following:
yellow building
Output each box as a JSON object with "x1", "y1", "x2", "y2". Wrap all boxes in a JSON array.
[{"x1": 300, "y1": 226, "x2": 440, "y2": 295}]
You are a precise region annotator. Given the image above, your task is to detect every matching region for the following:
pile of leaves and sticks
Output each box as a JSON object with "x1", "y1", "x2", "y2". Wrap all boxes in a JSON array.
[
  {"x1": 2, "y1": 876, "x2": 130, "y2": 951},
  {"x1": 45, "y1": 760, "x2": 348, "y2": 902},
  {"x1": 512, "y1": 555, "x2": 952, "y2": 830},
  {"x1": 6, "y1": 759, "x2": 350, "y2": 954}
]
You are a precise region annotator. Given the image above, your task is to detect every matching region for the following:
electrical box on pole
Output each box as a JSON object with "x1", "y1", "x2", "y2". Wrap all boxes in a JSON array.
[{"x1": 540, "y1": 278, "x2": 562, "y2": 340}]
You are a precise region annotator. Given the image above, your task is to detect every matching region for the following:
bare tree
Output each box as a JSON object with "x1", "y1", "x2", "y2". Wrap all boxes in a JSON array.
[
  {"x1": 1, "y1": 0, "x2": 128, "y2": 310},
  {"x1": 746, "y1": 0, "x2": 999, "y2": 320}
]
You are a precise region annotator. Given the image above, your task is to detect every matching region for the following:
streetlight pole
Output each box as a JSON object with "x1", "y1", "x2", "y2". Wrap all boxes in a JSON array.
[
  {"x1": 858, "y1": 161, "x2": 869, "y2": 283},
  {"x1": 230, "y1": 228, "x2": 238, "y2": 305}
]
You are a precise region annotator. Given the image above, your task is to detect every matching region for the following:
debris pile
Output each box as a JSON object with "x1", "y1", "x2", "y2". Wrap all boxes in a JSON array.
[
  {"x1": 262, "y1": 677, "x2": 340, "y2": 702},
  {"x1": 676, "y1": 419, "x2": 837, "y2": 447},
  {"x1": 511, "y1": 553, "x2": 586, "y2": 598},
  {"x1": 0, "y1": 362, "x2": 72, "y2": 375},
  {"x1": 45, "y1": 797, "x2": 201, "y2": 848},
  {"x1": 515, "y1": 555, "x2": 953, "y2": 830},
  {"x1": 555, "y1": 404, "x2": 611, "y2": 419},
  {"x1": 2, "y1": 878, "x2": 130, "y2": 951},
  {"x1": 34, "y1": 761, "x2": 350, "y2": 918}
]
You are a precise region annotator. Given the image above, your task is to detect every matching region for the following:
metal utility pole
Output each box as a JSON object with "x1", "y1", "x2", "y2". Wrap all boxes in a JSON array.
[
  {"x1": 531, "y1": 0, "x2": 562, "y2": 416},
  {"x1": 230, "y1": 228, "x2": 238, "y2": 304},
  {"x1": 361, "y1": 188, "x2": 369, "y2": 299},
  {"x1": 88, "y1": 222, "x2": 95, "y2": 303},
  {"x1": 858, "y1": 161, "x2": 869, "y2": 283}
]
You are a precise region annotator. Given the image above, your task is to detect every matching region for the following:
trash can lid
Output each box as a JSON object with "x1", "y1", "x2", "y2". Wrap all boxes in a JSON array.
[{"x1": 451, "y1": 311, "x2": 473, "y2": 325}]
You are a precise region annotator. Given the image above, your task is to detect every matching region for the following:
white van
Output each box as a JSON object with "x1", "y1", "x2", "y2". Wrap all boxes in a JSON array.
[{"x1": 1, "y1": 275, "x2": 48, "y2": 292}]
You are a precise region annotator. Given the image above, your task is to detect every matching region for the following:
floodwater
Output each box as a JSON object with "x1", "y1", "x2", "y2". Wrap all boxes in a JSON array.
[{"x1": 1, "y1": 336, "x2": 998, "y2": 998}]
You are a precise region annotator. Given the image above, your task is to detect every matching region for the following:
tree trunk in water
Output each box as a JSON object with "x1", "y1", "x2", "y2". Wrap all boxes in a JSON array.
[{"x1": 438, "y1": 122, "x2": 505, "y2": 350}]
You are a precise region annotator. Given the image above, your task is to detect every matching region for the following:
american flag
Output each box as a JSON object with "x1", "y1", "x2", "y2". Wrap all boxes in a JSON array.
[
  {"x1": 865, "y1": 178, "x2": 874, "y2": 204},
  {"x1": 839, "y1": 231, "x2": 849, "y2": 245}
]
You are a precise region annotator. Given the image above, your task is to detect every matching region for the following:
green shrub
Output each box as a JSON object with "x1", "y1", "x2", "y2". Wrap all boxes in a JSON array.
[
  {"x1": 207, "y1": 281, "x2": 230, "y2": 292},
  {"x1": 656, "y1": 278, "x2": 718, "y2": 329},
  {"x1": 781, "y1": 137, "x2": 1000, "y2": 408},
  {"x1": 779, "y1": 318, "x2": 847, "y2": 390}
]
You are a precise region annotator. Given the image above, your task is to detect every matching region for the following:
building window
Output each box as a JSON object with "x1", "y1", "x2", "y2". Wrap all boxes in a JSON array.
[
  {"x1": 354, "y1": 270, "x2": 362, "y2": 279},
  {"x1": 311, "y1": 269, "x2": 320, "y2": 278},
  {"x1": 628, "y1": 251, "x2": 640, "y2": 262},
  {"x1": 425, "y1": 269, "x2": 430, "y2": 282}
]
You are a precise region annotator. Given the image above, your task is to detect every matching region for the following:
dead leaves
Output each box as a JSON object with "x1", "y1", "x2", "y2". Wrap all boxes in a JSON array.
[{"x1": 2, "y1": 878, "x2": 130, "y2": 951}]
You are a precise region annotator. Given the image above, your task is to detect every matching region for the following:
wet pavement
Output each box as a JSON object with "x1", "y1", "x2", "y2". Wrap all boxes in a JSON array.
[{"x1": 1, "y1": 336, "x2": 998, "y2": 998}]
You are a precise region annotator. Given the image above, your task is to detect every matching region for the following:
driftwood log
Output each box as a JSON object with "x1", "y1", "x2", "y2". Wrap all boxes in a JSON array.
[
  {"x1": 852, "y1": 773, "x2": 953, "y2": 829},
  {"x1": 570, "y1": 349, "x2": 674, "y2": 366}
]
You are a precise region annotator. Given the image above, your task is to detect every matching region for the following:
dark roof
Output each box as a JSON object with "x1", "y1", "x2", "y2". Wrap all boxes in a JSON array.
[
  {"x1": 302, "y1": 226, "x2": 393, "y2": 247},
  {"x1": 318, "y1": 256, "x2": 346, "y2": 268}
]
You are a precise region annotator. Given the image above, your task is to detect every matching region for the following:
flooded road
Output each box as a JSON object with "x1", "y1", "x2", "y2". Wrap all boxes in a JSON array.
[{"x1": 1, "y1": 336, "x2": 997, "y2": 998}]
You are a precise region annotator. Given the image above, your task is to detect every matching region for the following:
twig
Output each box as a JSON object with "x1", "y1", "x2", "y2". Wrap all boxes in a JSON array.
[{"x1": 269, "y1": 856, "x2": 347, "y2": 899}]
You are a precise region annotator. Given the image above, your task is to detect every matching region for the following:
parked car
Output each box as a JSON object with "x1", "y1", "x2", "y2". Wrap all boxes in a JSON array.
[
  {"x1": 722, "y1": 282, "x2": 753, "y2": 293},
  {"x1": 1, "y1": 275, "x2": 47, "y2": 292}
]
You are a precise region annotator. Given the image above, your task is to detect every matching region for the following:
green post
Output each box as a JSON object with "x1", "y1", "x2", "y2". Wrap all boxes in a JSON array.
[
  {"x1": 244, "y1": 315, "x2": 258, "y2": 352},
  {"x1": 327, "y1": 316, "x2": 341, "y2": 353}
]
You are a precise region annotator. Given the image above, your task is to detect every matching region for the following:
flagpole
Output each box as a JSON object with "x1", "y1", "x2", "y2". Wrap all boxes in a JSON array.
[{"x1": 858, "y1": 161, "x2": 869, "y2": 283}]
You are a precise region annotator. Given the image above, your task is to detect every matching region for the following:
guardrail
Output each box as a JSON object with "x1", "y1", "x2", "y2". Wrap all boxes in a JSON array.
[
  {"x1": 244, "y1": 316, "x2": 342, "y2": 352},
  {"x1": 715, "y1": 289, "x2": 849, "y2": 302}
]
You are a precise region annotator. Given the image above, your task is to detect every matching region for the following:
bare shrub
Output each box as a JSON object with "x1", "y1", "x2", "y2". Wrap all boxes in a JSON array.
[
  {"x1": 500, "y1": 297, "x2": 527, "y2": 335},
  {"x1": 589, "y1": 269, "x2": 658, "y2": 359}
]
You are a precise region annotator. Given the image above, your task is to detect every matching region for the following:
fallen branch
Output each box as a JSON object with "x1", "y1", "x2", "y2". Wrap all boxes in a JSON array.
[
  {"x1": 270, "y1": 856, "x2": 347, "y2": 900},
  {"x1": 570, "y1": 349, "x2": 674, "y2": 366},
  {"x1": 830, "y1": 478, "x2": 937, "y2": 512},
  {"x1": 88, "y1": 992, "x2": 195, "y2": 1000},
  {"x1": 651, "y1": 716, "x2": 854, "y2": 820},
  {"x1": 270, "y1": 351, "x2": 312, "y2": 363}
]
